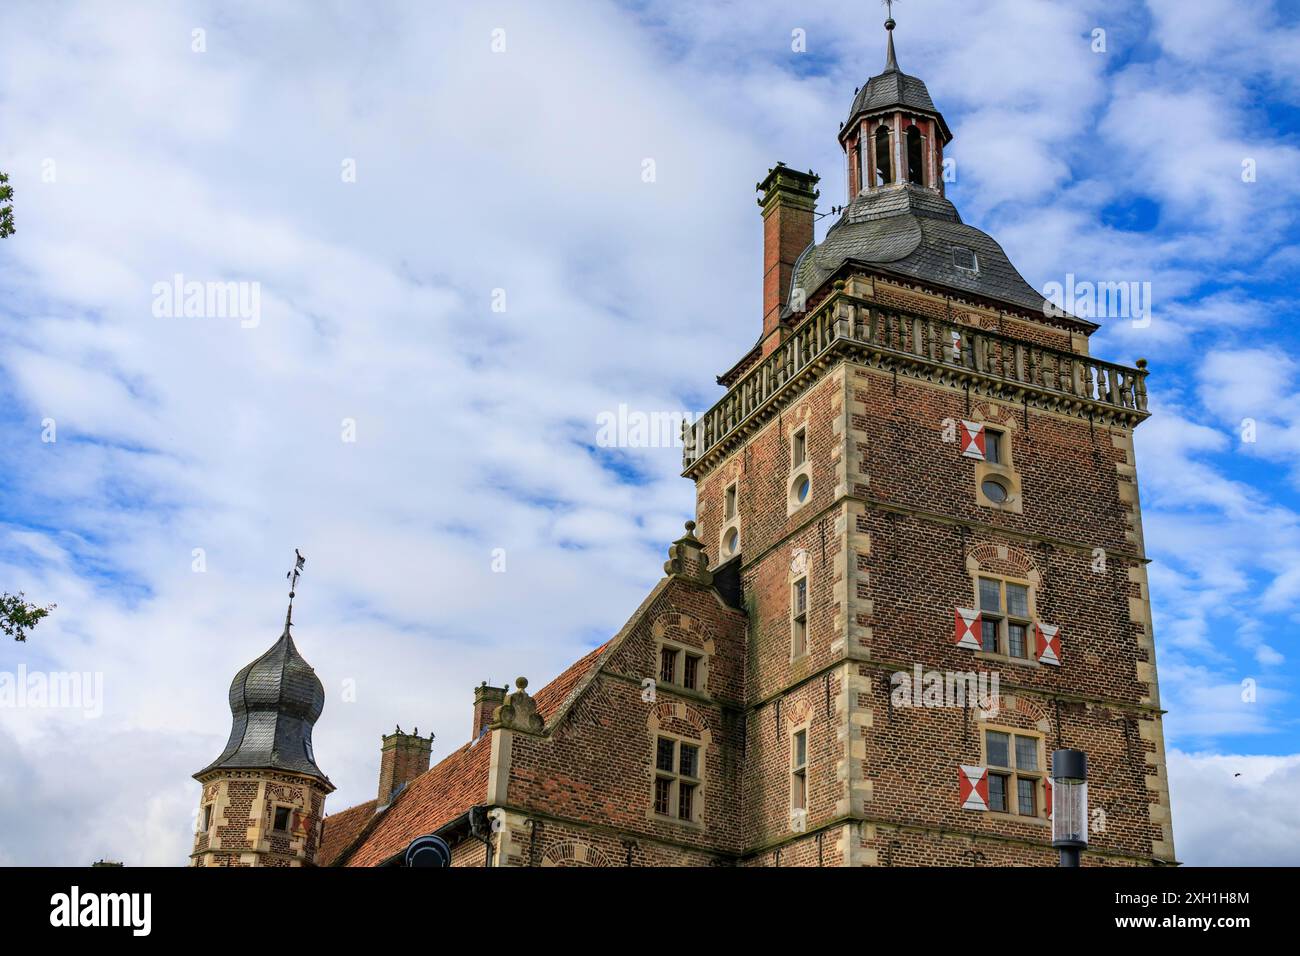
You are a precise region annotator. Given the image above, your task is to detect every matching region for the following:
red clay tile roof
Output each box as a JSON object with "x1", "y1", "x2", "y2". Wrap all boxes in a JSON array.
[
  {"x1": 533, "y1": 641, "x2": 609, "y2": 720},
  {"x1": 318, "y1": 798, "x2": 376, "y2": 866},
  {"x1": 344, "y1": 736, "x2": 492, "y2": 867},
  {"x1": 338, "y1": 641, "x2": 611, "y2": 867}
]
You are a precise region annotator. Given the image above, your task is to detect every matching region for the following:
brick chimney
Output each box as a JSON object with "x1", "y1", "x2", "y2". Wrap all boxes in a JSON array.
[
  {"x1": 472, "y1": 682, "x2": 508, "y2": 740},
  {"x1": 757, "y1": 163, "x2": 819, "y2": 356},
  {"x1": 376, "y1": 726, "x2": 432, "y2": 806}
]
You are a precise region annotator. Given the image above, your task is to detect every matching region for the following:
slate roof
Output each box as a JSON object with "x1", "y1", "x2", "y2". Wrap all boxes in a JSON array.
[
  {"x1": 847, "y1": 70, "x2": 943, "y2": 129},
  {"x1": 196, "y1": 623, "x2": 331, "y2": 785},
  {"x1": 332, "y1": 641, "x2": 612, "y2": 866},
  {"x1": 787, "y1": 183, "x2": 1057, "y2": 317},
  {"x1": 844, "y1": 28, "x2": 952, "y2": 142}
]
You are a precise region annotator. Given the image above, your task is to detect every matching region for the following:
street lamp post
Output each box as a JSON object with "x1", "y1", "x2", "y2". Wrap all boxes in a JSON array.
[{"x1": 1051, "y1": 748, "x2": 1088, "y2": 868}]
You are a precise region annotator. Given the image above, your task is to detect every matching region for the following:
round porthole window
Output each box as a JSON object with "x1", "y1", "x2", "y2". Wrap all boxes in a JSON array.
[
  {"x1": 795, "y1": 476, "x2": 811, "y2": 502},
  {"x1": 724, "y1": 528, "x2": 739, "y2": 555},
  {"x1": 981, "y1": 478, "x2": 1009, "y2": 504}
]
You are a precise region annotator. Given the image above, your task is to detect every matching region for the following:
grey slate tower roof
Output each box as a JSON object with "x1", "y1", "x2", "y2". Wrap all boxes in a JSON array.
[
  {"x1": 843, "y1": 17, "x2": 952, "y2": 143},
  {"x1": 196, "y1": 614, "x2": 330, "y2": 784},
  {"x1": 785, "y1": 17, "x2": 1089, "y2": 325},
  {"x1": 787, "y1": 184, "x2": 1057, "y2": 316}
]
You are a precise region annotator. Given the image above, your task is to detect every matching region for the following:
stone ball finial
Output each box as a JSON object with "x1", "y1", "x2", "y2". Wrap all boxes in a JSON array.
[
  {"x1": 1136, "y1": 358, "x2": 1148, "y2": 370},
  {"x1": 684, "y1": 520, "x2": 696, "y2": 535},
  {"x1": 516, "y1": 676, "x2": 528, "y2": 691}
]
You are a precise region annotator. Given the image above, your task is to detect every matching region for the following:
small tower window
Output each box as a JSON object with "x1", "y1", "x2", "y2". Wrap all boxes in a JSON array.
[
  {"x1": 272, "y1": 806, "x2": 293, "y2": 833},
  {"x1": 202, "y1": 804, "x2": 214, "y2": 832},
  {"x1": 906, "y1": 125, "x2": 925, "y2": 185},
  {"x1": 984, "y1": 428, "x2": 1004, "y2": 465},
  {"x1": 724, "y1": 483, "x2": 737, "y2": 520},
  {"x1": 791, "y1": 576, "x2": 809, "y2": 658},
  {"x1": 792, "y1": 427, "x2": 807, "y2": 467},
  {"x1": 981, "y1": 477, "x2": 1010, "y2": 504},
  {"x1": 874, "y1": 126, "x2": 893, "y2": 185},
  {"x1": 791, "y1": 729, "x2": 808, "y2": 811}
]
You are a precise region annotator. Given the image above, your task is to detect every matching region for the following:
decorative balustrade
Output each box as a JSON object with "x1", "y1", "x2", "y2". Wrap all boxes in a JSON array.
[{"x1": 682, "y1": 290, "x2": 1149, "y2": 470}]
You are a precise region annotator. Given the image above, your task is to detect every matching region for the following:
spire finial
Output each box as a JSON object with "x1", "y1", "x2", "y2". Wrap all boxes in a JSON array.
[
  {"x1": 883, "y1": 0, "x2": 899, "y2": 72},
  {"x1": 285, "y1": 548, "x2": 307, "y2": 630}
]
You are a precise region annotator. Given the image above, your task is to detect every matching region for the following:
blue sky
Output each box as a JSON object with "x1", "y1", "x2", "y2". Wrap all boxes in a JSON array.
[{"x1": 1, "y1": 0, "x2": 1298, "y2": 865}]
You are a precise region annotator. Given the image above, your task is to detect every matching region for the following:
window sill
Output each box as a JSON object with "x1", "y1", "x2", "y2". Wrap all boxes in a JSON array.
[
  {"x1": 985, "y1": 811, "x2": 1050, "y2": 828},
  {"x1": 974, "y1": 651, "x2": 1038, "y2": 669},
  {"x1": 656, "y1": 682, "x2": 711, "y2": 704},
  {"x1": 652, "y1": 812, "x2": 704, "y2": 830}
]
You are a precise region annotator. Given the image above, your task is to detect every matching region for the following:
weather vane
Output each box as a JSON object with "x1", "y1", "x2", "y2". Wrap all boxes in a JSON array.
[
  {"x1": 285, "y1": 548, "x2": 306, "y2": 626},
  {"x1": 883, "y1": 0, "x2": 898, "y2": 24}
]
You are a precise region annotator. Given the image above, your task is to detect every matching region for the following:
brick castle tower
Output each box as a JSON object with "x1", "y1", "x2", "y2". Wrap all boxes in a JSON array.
[
  {"x1": 681, "y1": 14, "x2": 1174, "y2": 864},
  {"x1": 190, "y1": 577, "x2": 334, "y2": 866}
]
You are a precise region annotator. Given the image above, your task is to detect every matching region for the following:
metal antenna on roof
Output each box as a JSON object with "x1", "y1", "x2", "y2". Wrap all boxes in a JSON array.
[{"x1": 285, "y1": 548, "x2": 306, "y2": 630}]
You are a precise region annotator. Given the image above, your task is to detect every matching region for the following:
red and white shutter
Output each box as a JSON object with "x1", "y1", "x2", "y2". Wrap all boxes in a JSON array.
[
  {"x1": 959, "y1": 765, "x2": 988, "y2": 811},
  {"x1": 954, "y1": 607, "x2": 982, "y2": 650},
  {"x1": 950, "y1": 329, "x2": 962, "y2": 363},
  {"x1": 960, "y1": 420, "x2": 986, "y2": 460},
  {"x1": 1035, "y1": 622, "x2": 1061, "y2": 666}
]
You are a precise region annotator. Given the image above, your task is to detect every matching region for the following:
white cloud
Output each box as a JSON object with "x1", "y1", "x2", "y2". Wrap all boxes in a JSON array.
[
  {"x1": 1167, "y1": 749, "x2": 1300, "y2": 865},
  {"x1": 0, "y1": 0, "x2": 1297, "y2": 867}
]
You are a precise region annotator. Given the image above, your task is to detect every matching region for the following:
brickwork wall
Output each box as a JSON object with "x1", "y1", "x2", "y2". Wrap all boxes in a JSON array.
[
  {"x1": 191, "y1": 771, "x2": 329, "y2": 867},
  {"x1": 742, "y1": 823, "x2": 849, "y2": 867},
  {"x1": 494, "y1": 814, "x2": 724, "y2": 867},
  {"x1": 503, "y1": 578, "x2": 747, "y2": 860},
  {"x1": 742, "y1": 668, "x2": 843, "y2": 850}
]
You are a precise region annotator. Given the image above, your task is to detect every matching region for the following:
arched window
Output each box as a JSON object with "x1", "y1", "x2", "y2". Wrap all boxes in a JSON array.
[
  {"x1": 874, "y1": 125, "x2": 892, "y2": 185},
  {"x1": 851, "y1": 138, "x2": 862, "y2": 193},
  {"x1": 906, "y1": 125, "x2": 925, "y2": 185}
]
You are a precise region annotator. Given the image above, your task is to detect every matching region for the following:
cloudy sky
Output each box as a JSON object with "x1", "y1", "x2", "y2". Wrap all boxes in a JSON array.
[{"x1": 1, "y1": 0, "x2": 1297, "y2": 866}]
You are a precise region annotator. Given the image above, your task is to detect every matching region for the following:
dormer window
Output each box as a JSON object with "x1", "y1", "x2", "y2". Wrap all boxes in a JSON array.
[
  {"x1": 906, "y1": 125, "x2": 925, "y2": 185},
  {"x1": 952, "y1": 246, "x2": 978, "y2": 273},
  {"x1": 874, "y1": 125, "x2": 893, "y2": 185}
]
